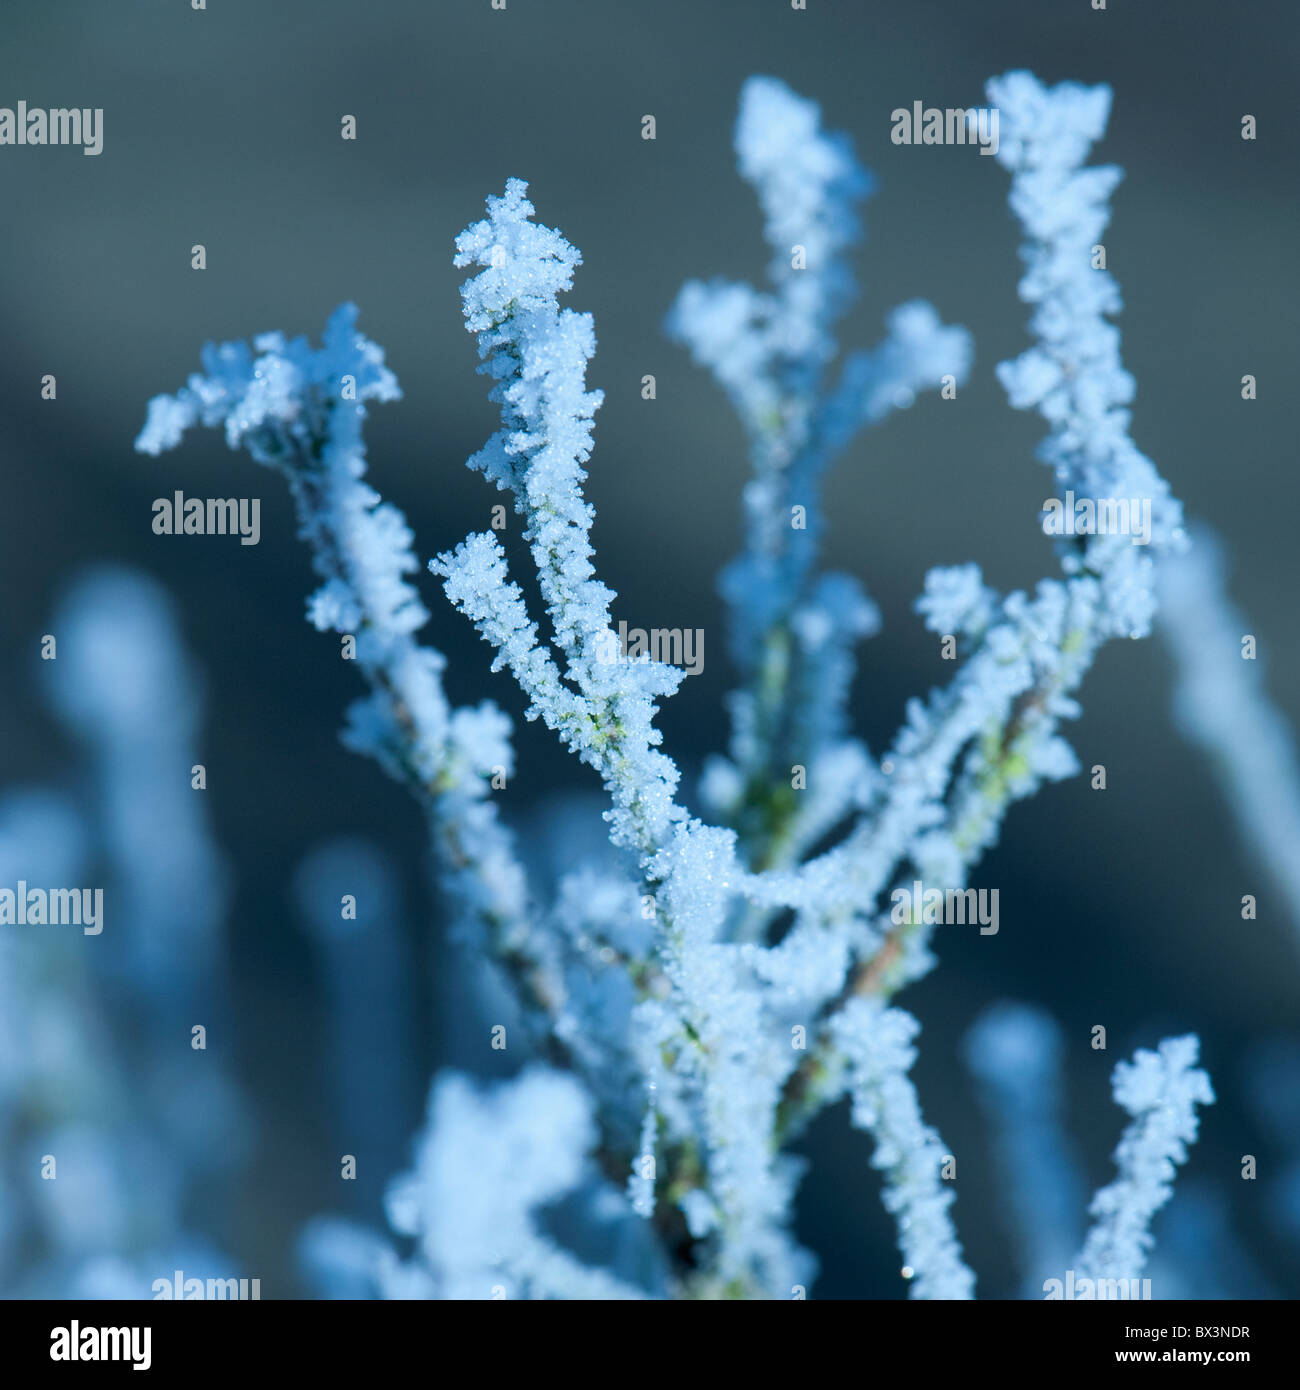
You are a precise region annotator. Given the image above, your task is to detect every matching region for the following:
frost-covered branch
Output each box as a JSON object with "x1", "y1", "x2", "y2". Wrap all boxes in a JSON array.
[
  {"x1": 134, "y1": 307, "x2": 560, "y2": 1042},
  {"x1": 857, "y1": 72, "x2": 1183, "y2": 936},
  {"x1": 435, "y1": 182, "x2": 820, "y2": 1294},
  {"x1": 433, "y1": 179, "x2": 687, "y2": 862},
  {"x1": 1075, "y1": 1036, "x2": 1214, "y2": 1285},
  {"x1": 832, "y1": 1000, "x2": 975, "y2": 1299},
  {"x1": 671, "y1": 78, "x2": 972, "y2": 866},
  {"x1": 767, "y1": 70, "x2": 1190, "y2": 1148},
  {"x1": 1158, "y1": 528, "x2": 1300, "y2": 958}
]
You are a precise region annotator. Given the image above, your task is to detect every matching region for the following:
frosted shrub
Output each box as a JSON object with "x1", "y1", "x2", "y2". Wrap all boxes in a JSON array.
[
  {"x1": 138, "y1": 73, "x2": 1224, "y2": 1299},
  {"x1": 0, "y1": 568, "x2": 249, "y2": 1297}
]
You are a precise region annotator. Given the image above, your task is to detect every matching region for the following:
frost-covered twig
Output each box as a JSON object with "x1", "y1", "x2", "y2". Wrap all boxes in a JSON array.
[
  {"x1": 133, "y1": 277, "x2": 701, "y2": 1280},
  {"x1": 435, "y1": 181, "x2": 816, "y2": 1295},
  {"x1": 833, "y1": 1000, "x2": 975, "y2": 1299},
  {"x1": 134, "y1": 307, "x2": 561, "y2": 1045},
  {"x1": 1075, "y1": 1036, "x2": 1214, "y2": 1284},
  {"x1": 859, "y1": 73, "x2": 1181, "y2": 941},
  {"x1": 433, "y1": 179, "x2": 687, "y2": 862},
  {"x1": 671, "y1": 78, "x2": 971, "y2": 866}
]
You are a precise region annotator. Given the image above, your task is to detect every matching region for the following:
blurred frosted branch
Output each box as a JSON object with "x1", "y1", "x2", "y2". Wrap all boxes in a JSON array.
[
  {"x1": 1158, "y1": 527, "x2": 1300, "y2": 956},
  {"x1": 963, "y1": 1003, "x2": 1085, "y2": 1294},
  {"x1": 381, "y1": 1068, "x2": 646, "y2": 1299},
  {"x1": 47, "y1": 568, "x2": 228, "y2": 1036},
  {"x1": 0, "y1": 570, "x2": 249, "y2": 1295}
]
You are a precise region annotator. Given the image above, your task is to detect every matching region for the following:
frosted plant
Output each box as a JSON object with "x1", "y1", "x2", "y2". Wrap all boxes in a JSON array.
[
  {"x1": 1157, "y1": 528, "x2": 1300, "y2": 955},
  {"x1": 433, "y1": 176, "x2": 686, "y2": 860},
  {"x1": 964, "y1": 1009, "x2": 1251, "y2": 1299},
  {"x1": 833, "y1": 1000, "x2": 973, "y2": 1299},
  {"x1": 963, "y1": 1003, "x2": 1084, "y2": 1294},
  {"x1": 1075, "y1": 1036, "x2": 1215, "y2": 1284},
  {"x1": 46, "y1": 569, "x2": 231, "y2": 1042},
  {"x1": 669, "y1": 76, "x2": 972, "y2": 866},
  {"x1": 751, "y1": 71, "x2": 1194, "y2": 1147},
  {"x1": 381, "y1": 1068, "x2": 645, "y2": 1300},
  {"x1": 0, "y1": 569, "x2": 249, "y2": 1297},
  {"x1": 136, "y1": 72, "x2": 1227, "y2": 1300},
  {"x1": 136, "y1": 304, "x2": 556, "y2": 1051}
]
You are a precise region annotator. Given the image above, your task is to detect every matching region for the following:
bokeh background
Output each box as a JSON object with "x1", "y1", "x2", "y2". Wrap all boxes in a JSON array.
[{"x1": 0, "y1": 0, "x2": 1297, "y2": 1297}]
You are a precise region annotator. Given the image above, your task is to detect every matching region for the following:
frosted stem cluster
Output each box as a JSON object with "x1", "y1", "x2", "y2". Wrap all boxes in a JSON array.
[{"x1": 135, "y1": 72, "x2": 1222, "y2": 1301}]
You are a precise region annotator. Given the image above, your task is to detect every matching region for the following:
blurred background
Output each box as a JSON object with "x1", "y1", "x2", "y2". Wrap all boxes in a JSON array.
[{"x1": 0, "y1": 0, "x2": 1297, "y2": 1297}]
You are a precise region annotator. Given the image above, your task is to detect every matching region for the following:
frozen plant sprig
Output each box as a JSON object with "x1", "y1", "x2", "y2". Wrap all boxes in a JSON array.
[
  {"x1": 964, "y1": 1014, "x2": 1216, "y2": 1296},
  {"x1": 670, "y1": 77, "x2": 972, "y2": 866},
  {"x1": 433, "y1": 178, "x2": 687, "y2": 861},
  {"x1": 1075, "y1": 1036, "x2": 1215, "y2": 1284},
  {"x1": 133, "y1": 293, "x2": 683, "y2": 1276},
  {"x1": 990, "y1": 71, "x2": 1185, "y2": 638},
  {"x1": 434, "y1": 186, "x2": 816, "y2": 1289},
  {"x1": 438, "y1": 178, "x2": 857, "y2": 1296},
  {"x1": 832, "y1": 1000, "x2": 975, "y2": 1299},
  {"x1": 134, "y1": 305, "x2": 565, "y2": 1054}
]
